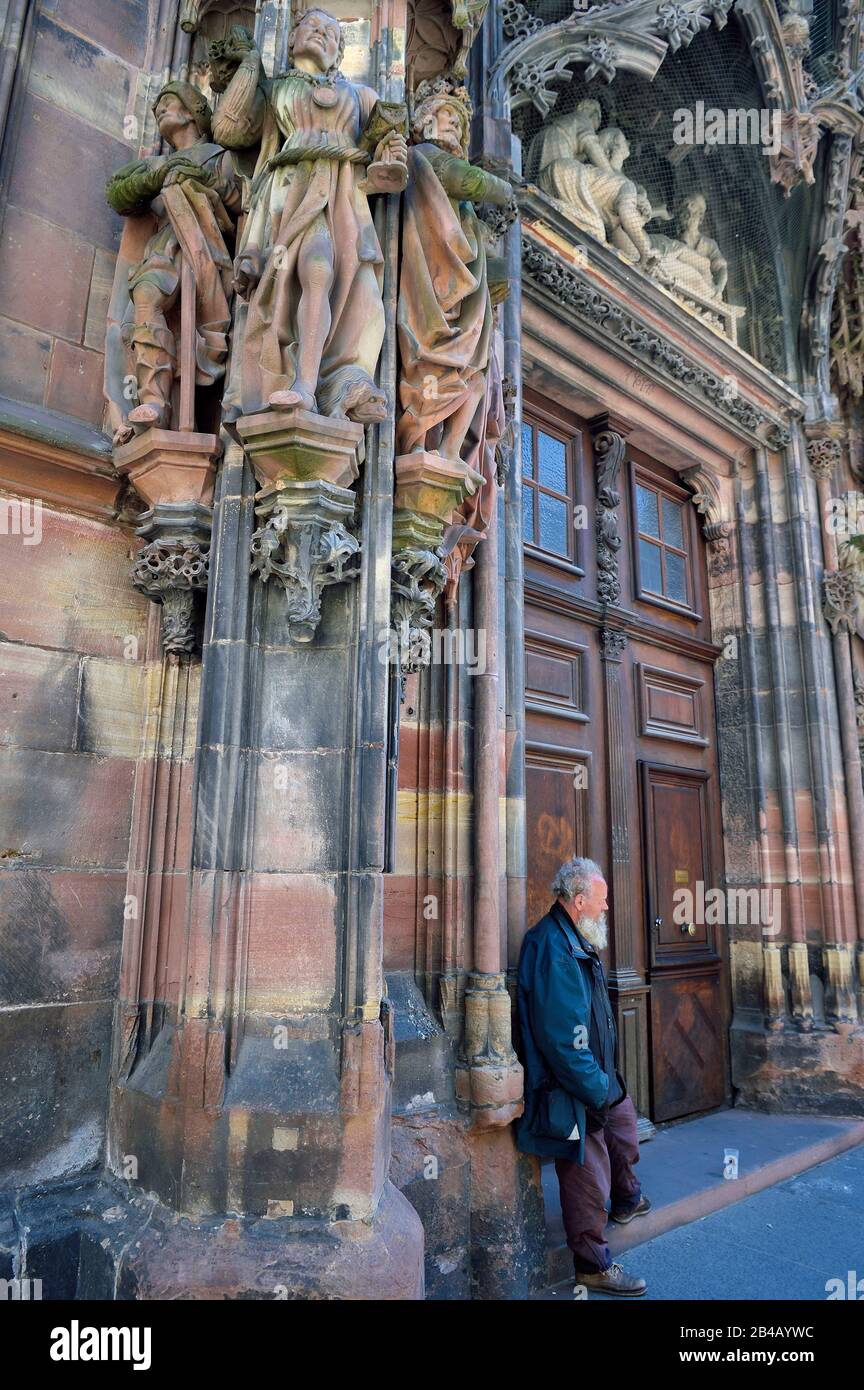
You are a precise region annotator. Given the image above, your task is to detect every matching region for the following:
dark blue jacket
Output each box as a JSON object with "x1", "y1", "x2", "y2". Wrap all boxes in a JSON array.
[{"x1": 515, "y1": 902, "x2": 612, "y2": 1164}]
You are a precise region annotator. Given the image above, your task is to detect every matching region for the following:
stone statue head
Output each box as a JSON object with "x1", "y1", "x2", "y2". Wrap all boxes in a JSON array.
[
  {"x1": 411, "y1": 76, "x2": 473, "y2": 157},
  {"x1": 289, "y1": 7, "x2": 345, "y2": 76},
  {"x1": 600, "y1": 126, "x2": 629, "y2": 169},
  {"x1": 152, "y1": 81, "x2": 213, "y2": 143},
  {"x1": 575, "y1": 99, "x2": 602, "y2": 131},
  {"x1": 679, "y1": 193, "x2": 707, "y2": 231}
]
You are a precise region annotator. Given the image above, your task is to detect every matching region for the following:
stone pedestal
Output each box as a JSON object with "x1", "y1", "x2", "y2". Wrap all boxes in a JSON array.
[
  {"x1": 114, "y1": 428, "x2": 221, "y2": 656},
  {"x1": 390, "y1": 450, "x2": 483, "y2": 674},
  {"x1": 238, "y1": 409, "x2": 364, "y2": 642}
]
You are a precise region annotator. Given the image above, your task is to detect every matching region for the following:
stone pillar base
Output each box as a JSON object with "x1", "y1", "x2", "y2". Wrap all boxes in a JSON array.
[
  {"x1": 9, "y1": 1175, "x2": 424, "y2": 1301},
  {"x1": 731, "y1": 1018, "x2": 864, "y2": 1113},
  {"x1": 455, "y1": 972, "x2": 524, "y2": 1129}
]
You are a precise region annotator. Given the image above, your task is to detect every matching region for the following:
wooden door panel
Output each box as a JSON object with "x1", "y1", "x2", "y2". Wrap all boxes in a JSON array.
[
  {"x1": 651, "y1": 974, "x2": 725, "y2": 1121},
  {"x1": 641, "y1": 763, "x2": 717, "y2": 966},
  {"x1": 525, "y1": 745, "x2": 590, "y2": 930}
]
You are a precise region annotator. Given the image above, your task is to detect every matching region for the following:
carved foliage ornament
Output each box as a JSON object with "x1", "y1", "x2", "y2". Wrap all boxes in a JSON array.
[
  {"x1": 824, "y1": 566, "x2": 861, "y2": 635},
  {"x1": 521, "y1": 236, "x2": 769, "y2": 434},
  {"x1": 591, "y1": 424, "x2": 625, "y2": 607},
  {"x1": 131, "y1": 539, "x2": 209, "y2": 655},
  {"x1": 806, "y1": 436, "x2": 842, "y2": 479},
  {"x1": 250, "y1": 506, "x2": 361, "y2": 643}
]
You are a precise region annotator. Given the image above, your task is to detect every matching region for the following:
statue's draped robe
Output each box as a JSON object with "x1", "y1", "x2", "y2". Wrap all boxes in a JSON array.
[
  {"x1": 396, "y1": 142, "x2": 497, "y2": 455},
  {"x1": 531, "y1": 117, "x2": 625, "y2": 245},
  {"x1": 223, "y1": 73, "x2": 385, "y2": 418},
  {"x1": 104, "y1": 144, "x2": 238, "y2": 435}
]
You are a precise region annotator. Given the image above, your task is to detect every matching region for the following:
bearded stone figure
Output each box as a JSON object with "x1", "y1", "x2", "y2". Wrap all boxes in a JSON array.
[
  {"x1": 212, "y1": 10, "x2": 408, "y2": 422},
  {"x1": 650, "y1": 194, "x2": 729, "y2": 304},
  {"x1": 104, "y1": 81, "x2": 241, "y2": 446},
  {"x1": 396, "y1": 76, "x2": 513, "y2": 464}
]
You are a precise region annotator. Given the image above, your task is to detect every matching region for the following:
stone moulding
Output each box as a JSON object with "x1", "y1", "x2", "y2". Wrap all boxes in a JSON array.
[
  {"x1": 520, "y1": 232, "x2": 791, "y2": 438},
  {"x1": 114, "y1": 428, "x2": 222, "y2": 656},
  {"x1": 237, "y1": 408, "x2": 364, "y2": 644}
]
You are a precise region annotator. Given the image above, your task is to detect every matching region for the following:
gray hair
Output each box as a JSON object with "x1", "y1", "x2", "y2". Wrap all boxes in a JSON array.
[{"x1": 551, "y1": 856, "x2": 604, "y2": 902}]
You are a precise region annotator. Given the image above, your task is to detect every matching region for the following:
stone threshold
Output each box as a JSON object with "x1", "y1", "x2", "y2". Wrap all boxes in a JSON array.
[{"x1": 543, "y1": 1107, "x2": 864, "y2": 1288}]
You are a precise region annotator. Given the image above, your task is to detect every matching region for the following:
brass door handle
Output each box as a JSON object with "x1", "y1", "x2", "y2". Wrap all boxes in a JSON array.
[{"x1": 681, "y1": 922, "x2": 696, "y2": 937}]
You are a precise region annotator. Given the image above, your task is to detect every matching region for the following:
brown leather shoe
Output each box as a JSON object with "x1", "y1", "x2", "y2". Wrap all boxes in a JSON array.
[
  {"x1": 610, "y1": 1194, "x2": 652, "y2": 1225},
  {"x1": 579, "y1": 1263, "x2": 647, "y2": 1297}
]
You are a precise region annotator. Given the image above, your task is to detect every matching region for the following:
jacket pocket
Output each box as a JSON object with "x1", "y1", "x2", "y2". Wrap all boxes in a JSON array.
[{"x1": 538, "y1": 1085, "x2": 580, "y2": 1141}]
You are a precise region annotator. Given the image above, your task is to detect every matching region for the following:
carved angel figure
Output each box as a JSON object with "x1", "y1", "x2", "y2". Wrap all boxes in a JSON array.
[
  {"x1": 212, "y1": 10, "x2": 408, "y2": 422},
  {"x1": 105, "y1": 81, "x2": 241, "y2": 446},
  {"x1": 396, "y1": 76, "x2": 513, "y2": 462}
]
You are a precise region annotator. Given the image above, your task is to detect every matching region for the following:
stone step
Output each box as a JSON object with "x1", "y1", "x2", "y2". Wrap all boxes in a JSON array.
[{"x1": 544, "y1": 1107, "x2": 864, "y2": 1288}]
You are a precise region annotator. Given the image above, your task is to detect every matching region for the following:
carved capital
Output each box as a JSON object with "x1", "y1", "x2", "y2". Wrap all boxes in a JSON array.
[
  {"x1": 250, "y1": 486, "x2": 361, "y2": 643},
  {"x1": 682, "y1": 463, "x2": 734, "y2": 577},
  {"x1": 390, "y1": 546, "x2": 448, "y2": 677},
  {"x1": 131, "y1": 502, "x2": 212, "y2": 657},
  {"x1": 806, "y1": 436, "x2": 842, "y2": 480},
  {"x1": 238, "y1": 409, "x2": 364, "y2": 642},
  {"x1": 600, "y1": 626, "x2": 628, "y2": 660},
  {"x1": 823, "y1": 567, "x2": 861, "y2": 635}
]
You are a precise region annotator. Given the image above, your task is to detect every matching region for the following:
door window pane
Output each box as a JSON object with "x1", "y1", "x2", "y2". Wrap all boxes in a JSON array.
[
  {"x1": 663, "y1": 496, "x2": 684, "y2": 550},
  {"x1": 538, "y1": 430, "x2": 567, "y2": 492},
  {"x1": 539, "y1": 492, "x2": 568, "y2": 556},
  {"x1": 639, "y1": 538, "x2": 663, "y2": 594},
  {"x1": 636, "y1": 484, "x2": 660, "y2": 537}
]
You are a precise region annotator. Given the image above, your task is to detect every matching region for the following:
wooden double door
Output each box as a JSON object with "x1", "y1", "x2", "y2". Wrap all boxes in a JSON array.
[{"x1": 521, "y1": 395, "x2": 728, "y2": 1123}]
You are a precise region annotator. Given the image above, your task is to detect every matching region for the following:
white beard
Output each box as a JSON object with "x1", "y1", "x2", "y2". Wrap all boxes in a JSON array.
[{"x1": 575, "y1": 912, "x2": 608, "y2": 951}]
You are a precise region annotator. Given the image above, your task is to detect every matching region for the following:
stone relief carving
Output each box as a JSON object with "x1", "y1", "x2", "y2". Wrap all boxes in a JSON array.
[
  {"x1": 520, "y1": 234, "x2": 771, "y2": 433},
  {"x1": 527, "y1": 102, "x2": 744, "y2": 338},
  {"x1": 806, "y1": 436, "x2": 842, "y2": 479}
]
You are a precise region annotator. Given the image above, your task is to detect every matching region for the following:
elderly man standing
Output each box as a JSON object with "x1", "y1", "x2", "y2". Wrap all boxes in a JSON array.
[{"x1": 516, "y1": 857, "x2": 650, "y2": 1296}]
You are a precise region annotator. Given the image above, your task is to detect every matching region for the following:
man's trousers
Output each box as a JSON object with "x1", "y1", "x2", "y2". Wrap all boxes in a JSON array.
[{"x1": 554, "y1": 1094, "x2": 642, "y2": 1273}]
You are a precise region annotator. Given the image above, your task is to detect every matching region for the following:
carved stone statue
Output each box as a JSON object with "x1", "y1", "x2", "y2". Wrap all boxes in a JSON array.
[
  {"x1": 105, "y1": 81, "x2": 241, "y2": 445},
  {"x1": 650, "y1": 193, "x2": 729, "y2": 303},
  {"x1": 528, "y1": 100, "x2": 658, "y2": 269},
  {"x1": 212, "y1": 10, "x2": 408, "y2": 422},
  {"x1": 396, "y1": 76, "x2": 513, "y2": 462}
]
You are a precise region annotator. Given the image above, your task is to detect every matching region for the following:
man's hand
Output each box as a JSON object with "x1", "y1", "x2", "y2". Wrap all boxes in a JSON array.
[
  {"x1": 373, "y1": 130, "x2": 408, "y2": 166},
  {"x1": 233, "y1": 246, "x2": 265, "y2": 298},
  {"x1": 163, "y1": 160, "x2": 215, "y2": 189}
]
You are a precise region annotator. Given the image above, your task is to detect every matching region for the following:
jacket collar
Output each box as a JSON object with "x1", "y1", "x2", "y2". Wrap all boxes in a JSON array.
[{"x1": 550, "y1": 901, "x2": 592, "y2": 960}]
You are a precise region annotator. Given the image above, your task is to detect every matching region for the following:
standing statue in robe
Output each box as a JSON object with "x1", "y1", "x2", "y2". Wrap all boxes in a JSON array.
[
  {"x1": 396, "y1": 76, "x2": 513, "y2": 463},
  {"x1": 105, "y1": 81, "x2": 241, "y2": 446},
  {"x1": 212, "y1": 11, "x2": 408, "y2": 422}
]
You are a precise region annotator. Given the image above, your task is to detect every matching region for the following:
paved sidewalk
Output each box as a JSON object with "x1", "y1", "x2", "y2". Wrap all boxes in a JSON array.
[
  {"x1": 538, "y1": 1143, "x2": 864, "y2": 1300},
  {"x1": 544, "y1": 1108, "x2": 864, "y2": 1287}
]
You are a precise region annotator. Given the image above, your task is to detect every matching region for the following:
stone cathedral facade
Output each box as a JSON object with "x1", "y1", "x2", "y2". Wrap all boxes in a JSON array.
[{"x1": 0, "y1": 0, "x2": 863, "y2": 1300}]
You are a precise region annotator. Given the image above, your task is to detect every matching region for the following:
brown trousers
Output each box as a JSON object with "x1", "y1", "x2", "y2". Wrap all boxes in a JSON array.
[{"x1": 555, "y1": 1094, "x2": 641, "y2": 1273}]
